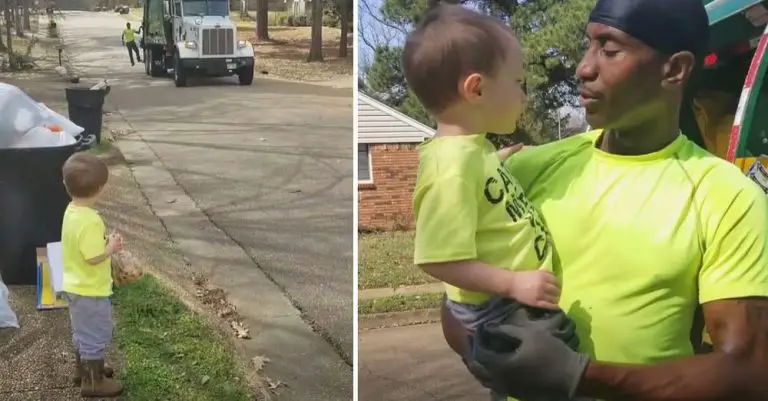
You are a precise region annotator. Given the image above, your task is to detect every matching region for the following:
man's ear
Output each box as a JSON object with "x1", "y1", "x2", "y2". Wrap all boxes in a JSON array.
[
  {"x1": 661, "y1": 51, "x2": 696, "y2": 90},
  {"x1": 458, "y1": 73, "x2": 484, "y2": 104}
]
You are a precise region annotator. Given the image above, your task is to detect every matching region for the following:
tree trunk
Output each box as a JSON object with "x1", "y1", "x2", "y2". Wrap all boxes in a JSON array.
[
  {"x1": 4, "y1": 0, "x2": 14, "y2": 57},
  {"x1": 307, "y1": 0, "x2": 323, "y2": 62},
  {"x1": 14, "y1": 0, "x2": 23, "y2": 37},
  {"x1": 255, "y1": 0, "x2": 268, "y2": 41},
  {"x1": 22, "y1": 0, "x2": 30, "y2": 31},
  {"x1": 0, "y1": 2, "x2": 5, "y2": 52},
  {"x1": 337, "y1": 0, "x2": 348, "y2": 58}
]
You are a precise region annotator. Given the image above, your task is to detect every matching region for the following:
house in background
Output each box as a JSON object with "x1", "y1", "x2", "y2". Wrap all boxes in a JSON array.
[
  {"x1": 357, "y1": 92, "x2": 434, "y2": 231},
  {"x1": 284, "y1": 0, "x2": 309, "y2": 16}
]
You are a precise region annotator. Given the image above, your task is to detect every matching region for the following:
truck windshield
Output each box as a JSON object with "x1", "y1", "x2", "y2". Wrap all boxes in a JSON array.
[{"x1": 182, "y1": 0, "x2": 228, "y2": 16}]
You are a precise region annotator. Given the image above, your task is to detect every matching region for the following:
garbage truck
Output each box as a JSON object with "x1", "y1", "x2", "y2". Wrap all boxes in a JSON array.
[
  {"x1": 678, "y1": 0, "x2": 768, "y2": 353},
  {"x1": 140, "y1": 0, "x2": 255, "y2": 87}
]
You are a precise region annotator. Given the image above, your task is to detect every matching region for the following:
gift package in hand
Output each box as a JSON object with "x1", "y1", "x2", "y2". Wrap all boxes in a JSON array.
[
  {"x1": 111, "y1": 249, "x2": 144, "y2": 286},
  {"x1": 463, "y1": 303, "x2": 591, "y2": 401}
]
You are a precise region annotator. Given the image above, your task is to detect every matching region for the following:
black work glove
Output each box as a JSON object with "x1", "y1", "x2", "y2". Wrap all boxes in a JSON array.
[
  {"x1": 464, "y1": 323, "x2": 590, "y2": 400},
  {"x1": 497, "y1": 302, "x2": 580, "y2": 351}
]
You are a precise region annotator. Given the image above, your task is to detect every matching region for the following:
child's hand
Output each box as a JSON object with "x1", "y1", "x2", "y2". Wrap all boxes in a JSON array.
[
  {"x1": 496, "y1": 143, "x2": 524, "y2": 162},
  {"x1": 106, "y1": 232, "x2": 124, "y2": 255},
  {"x1": 503, "y1": 270, "x2": 560, "y2": 310}
]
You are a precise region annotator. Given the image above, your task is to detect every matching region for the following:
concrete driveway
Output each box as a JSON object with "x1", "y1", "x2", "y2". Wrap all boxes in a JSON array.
[
  {"x1": 59, "y1": 9, "x2": 353, "y2": 366},
  {"x1": 359, "y1": 324, "x2": 488, "y2": 401}
]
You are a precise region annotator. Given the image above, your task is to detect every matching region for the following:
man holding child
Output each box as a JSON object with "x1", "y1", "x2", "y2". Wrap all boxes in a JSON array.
[{"x1": 404, "y1": 0, "x2": 768, "y2": 400}]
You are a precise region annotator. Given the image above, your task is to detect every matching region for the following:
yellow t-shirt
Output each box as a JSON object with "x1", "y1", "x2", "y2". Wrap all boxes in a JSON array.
[
  {"x1": 412, "y1": 134, "x2": 554, "y2": 305},
  {"x1": 61, "y1": 203, "x2": 113, "y2": 297},
  {"x1": 505, "y1": 130, "x2": 768, "y2": 367},
  {"x1": 123, "y1": 28, "x2": 136, "y2": 42}
]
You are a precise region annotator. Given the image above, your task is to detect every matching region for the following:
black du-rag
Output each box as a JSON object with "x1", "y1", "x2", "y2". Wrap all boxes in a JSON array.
[{"x1": 588, "y1": 0, "x2": 711, "y2": 57}]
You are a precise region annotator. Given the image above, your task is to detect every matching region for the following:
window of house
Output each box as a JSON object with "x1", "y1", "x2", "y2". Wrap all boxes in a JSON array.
[{"x1": 358, "y1": 144, "x2": 372, "y2": 183}]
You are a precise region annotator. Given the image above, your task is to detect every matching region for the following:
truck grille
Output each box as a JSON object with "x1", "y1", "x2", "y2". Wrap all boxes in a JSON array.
[{"x1": 202, "y1": 28, "x2": 234, "y2": 56}]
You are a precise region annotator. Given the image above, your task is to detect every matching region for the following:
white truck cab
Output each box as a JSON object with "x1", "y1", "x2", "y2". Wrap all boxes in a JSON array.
[{"x1": 141, "y1": 0, "x2": 255, "y2": 87}]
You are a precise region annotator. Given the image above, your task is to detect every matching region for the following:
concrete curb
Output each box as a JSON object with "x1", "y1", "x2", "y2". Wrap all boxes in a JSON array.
[
  {"x1": 359, "y1": 308, "x2": 442, "y2": 330},
  {"x1": 104, "y1": 110, "x2": 351, "y2": 399},
  {"x1": 359, "y1": 283, "x2": 444, "y2": 300},
  {"x1": 358, "y1": 285, "x2": 444, "y2": 329}
]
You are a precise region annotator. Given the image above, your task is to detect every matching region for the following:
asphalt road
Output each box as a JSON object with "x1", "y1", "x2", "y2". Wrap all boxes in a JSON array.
[{"x1": 59, "y1": 11, "x2": 354, "y2": 360}]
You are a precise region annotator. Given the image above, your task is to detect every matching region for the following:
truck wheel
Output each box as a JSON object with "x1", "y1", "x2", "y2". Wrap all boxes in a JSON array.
[
  {"x1": 173, "y1": 56, "x2": 187, "y2": 87},
  {"x1": 148, "y1": 50, "x2": 163, "y2": 77},
  {"x1": 238, "y1": 66, "x2": 254, "y2": 86}
]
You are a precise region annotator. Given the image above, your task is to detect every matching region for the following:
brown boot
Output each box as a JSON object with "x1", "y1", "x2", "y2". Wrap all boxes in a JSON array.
[
  {"x1": 80, "y1": 359, "x2": 123, "y2": 398},
  {"x1": 72, "y1": 353, "x2": 114, "y2": 386}
]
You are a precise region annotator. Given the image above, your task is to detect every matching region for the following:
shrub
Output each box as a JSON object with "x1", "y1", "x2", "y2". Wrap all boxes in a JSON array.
[{"x1": 322, "y1": 13, "x2": 338, "y2": 27}]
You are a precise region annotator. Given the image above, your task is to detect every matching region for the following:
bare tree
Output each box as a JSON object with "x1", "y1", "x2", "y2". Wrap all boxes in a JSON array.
[
  {"x1": 239, "y1": 0, "x2": 247, "y2": 18},
  {"x1": 4, "y1": 0, "x2": 13, "y2": 56},
  {"x1": 14, "y1": 0, "x2": 22, "y2": 37},
  {"x1": 307, "y1": 0, "x2": 322, "y2": 61},
  {"x1": 358, "y1": 0, "x2": 405, "y2": 62},
  {"x1": 0, "y1": 5, "x2": 5, "y2": 52},
  {"x1": 255, "y1": 0, "x2": 268, "y2": 40},
  {"x1": 337, "y1": 0, "x2": 350, "y2": 57},
  {"x1": 22, "y1": 0, "x2": 30, "y2": 31}
]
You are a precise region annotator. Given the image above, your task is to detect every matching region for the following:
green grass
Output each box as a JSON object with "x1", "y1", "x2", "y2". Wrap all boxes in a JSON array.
[
  {"x1": 86, "y1": 141, "x2": 113, "y2": 156},
  {"x1": 359, "y1": 293, "x2": 443, "y2": 314},
  {"x1": 358, "y1": 231, "x2": 438, "y2": 289},
  {"x1": 113, "y1": 275, "x2": 252, "y2": 401}
]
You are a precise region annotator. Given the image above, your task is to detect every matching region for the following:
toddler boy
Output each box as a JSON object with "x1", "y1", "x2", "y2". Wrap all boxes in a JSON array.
[
  {"x1": 61, "y1": 152, "x2": 124, "y2": 397},
  {"x1": 405, "y1": 6, "x2": 570, "y2": 400},
  {"x1": 408, "y1": 2, "x2": 559, "y2": 333}
]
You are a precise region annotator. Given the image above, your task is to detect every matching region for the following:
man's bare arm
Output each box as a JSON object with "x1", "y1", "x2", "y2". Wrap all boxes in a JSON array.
[{"x1": 576, "y1": 298, "x2": 768, "y2": 400}]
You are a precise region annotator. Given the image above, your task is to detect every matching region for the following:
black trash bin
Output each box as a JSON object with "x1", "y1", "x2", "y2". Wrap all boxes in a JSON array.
[
  {"x1": 0, "y1": 144, "x2": 76, "y2": 285},
  {"x1": 65, "y1": 87, "x2": 106, "y2": 145}
]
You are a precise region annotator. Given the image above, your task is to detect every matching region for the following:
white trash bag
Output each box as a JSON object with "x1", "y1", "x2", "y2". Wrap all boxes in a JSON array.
[
  {"x1": 0, "y1": 83, "x2": 84, "y2": 149},
  {"x1": 0, "y1": 83, "x2": 45, "y2": 148},
  {"x1": 38, "y1": 102, "x2": 85, "y2": 137},
  {"x1": 0, "y1": 277, "x2": 19, "y2": 329},
  {"x1": 11, "y1": 126, "x2": 77, "y2": 148}
]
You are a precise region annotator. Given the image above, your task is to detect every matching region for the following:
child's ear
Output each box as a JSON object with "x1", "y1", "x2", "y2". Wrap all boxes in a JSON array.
[{"x1": 459, "y1": 73, "x2": 484, "y2": 104}]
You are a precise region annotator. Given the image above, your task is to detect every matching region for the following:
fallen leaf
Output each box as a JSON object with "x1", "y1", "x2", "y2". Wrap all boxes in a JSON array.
[
  {"x1": 231, "y1": 320, "x2": 251, "y2": 339},
  {"x1": 265, "y1": 377, "x2": 286, "y2": 390},
  {"x1": 251, "y1": 355, "x2": 270, "y2": 372},
  {"x1": 201, "y1": 375, "x2": 210, "y2": 385}
]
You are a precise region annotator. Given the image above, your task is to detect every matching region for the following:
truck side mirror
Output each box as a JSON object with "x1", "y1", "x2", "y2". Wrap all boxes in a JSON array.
[{"x1": 163, "y1": 0, "x2": 170, "y2": 16}]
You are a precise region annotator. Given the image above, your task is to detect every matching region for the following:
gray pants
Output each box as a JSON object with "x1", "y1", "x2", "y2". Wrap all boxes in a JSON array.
[
  {"x1": 63, "y1": 292, "x2": 113, "y2": 360},
  {"x1": 446, "y1": 297, "x2": 518, "y2": 331}
]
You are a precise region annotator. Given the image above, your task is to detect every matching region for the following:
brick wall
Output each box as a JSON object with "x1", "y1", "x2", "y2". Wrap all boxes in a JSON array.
[{"x1": 358, "y1": 143, "x2": 419, "y2": 230}]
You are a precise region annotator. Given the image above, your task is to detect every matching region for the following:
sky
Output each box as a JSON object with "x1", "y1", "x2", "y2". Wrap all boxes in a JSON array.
[{"x1": 356, "y1": 0, "x2": 404, "y2": 73}]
